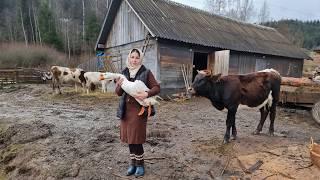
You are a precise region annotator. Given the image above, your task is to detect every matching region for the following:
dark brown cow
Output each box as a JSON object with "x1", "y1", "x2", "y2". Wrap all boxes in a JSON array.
[{"x1": 189, "y1": 69, "x2": 281, "y2": 143}]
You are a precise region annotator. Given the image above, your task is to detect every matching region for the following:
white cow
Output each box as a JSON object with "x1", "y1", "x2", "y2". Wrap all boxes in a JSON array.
[
  {"x1": 84, "y1": 72, "x2": 113, "y2": 94},
  {"x1": 50, "y1": 66, "x2": 86, "y2": 94}
]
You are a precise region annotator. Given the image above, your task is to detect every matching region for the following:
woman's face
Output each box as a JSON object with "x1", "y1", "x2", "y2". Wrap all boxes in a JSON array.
[{"x1": 129, "y1": 51, "x2": 141, "y2": 67}]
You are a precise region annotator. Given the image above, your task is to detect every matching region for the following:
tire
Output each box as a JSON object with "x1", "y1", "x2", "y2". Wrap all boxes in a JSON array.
[{"x1": 312, "y1": 101, "x2": 320, "y2": 124}]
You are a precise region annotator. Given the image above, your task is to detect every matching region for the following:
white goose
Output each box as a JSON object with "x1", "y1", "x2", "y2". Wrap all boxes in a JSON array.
[{"x1": 100, "y1": 72, "x2": 160, "y2": 116}]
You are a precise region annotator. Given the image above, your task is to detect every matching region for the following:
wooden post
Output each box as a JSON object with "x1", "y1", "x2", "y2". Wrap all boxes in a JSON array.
[{"x1": 15, "y1": 69, "x2": 19, "y2": 83}]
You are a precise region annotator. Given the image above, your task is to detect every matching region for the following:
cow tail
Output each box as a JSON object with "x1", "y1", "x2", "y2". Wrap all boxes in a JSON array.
[{"x1": 267, "y1": 91, "x2": 273, "y2": 109}]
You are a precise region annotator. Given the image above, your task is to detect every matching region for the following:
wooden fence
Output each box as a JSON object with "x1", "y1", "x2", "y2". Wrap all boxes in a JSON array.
[
  {"x1": 78, "y1": 55, "x2": 121, "y2": 73},
  {"x1": 0, "y1": 68, "x2": 48, "y2": 86}
]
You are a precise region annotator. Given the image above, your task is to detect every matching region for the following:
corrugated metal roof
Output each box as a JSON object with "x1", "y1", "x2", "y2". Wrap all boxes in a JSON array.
[{"x1": 97, "y1": 0, "x2": 309, "y2": 59}]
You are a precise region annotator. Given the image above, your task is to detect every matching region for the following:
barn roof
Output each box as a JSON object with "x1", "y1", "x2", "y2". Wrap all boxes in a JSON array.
[{"x1": 96, "y1": 0, "x2": 309, "y2": 59}]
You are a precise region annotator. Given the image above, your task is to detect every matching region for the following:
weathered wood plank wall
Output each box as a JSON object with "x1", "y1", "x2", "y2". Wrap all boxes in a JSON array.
[
  {"x1": 229, "y1": 51, "x2": 303, "y2": 77},
  {"x1": 105, "y1": 40, "x2": 158, "y2": 78},
  {"x1": 106, "y1": 0, "x2": 149, "y2": 48},
  {"x1": 159, "y1": 43, "x2": 192, "y2": 93}
]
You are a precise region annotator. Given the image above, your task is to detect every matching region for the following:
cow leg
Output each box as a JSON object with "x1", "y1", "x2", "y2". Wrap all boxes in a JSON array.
[
  {"x1": 56, "y1": 80, "x2": 61, "y2": 94},
  {"x1": 102, "y1": 82, "x2": 106, "y2": 93},
  {"x1": 268, "y1": 103, "x2": 277, "y2": 136},
  {"x1": 58, "y1": 83, "x2": 62, "y2": 94},
  {"x1": 82, "y1": 83, "x2": 86, "y2": 93},
  {"x1": 254, "y1": 106, "x2": 269, "y2": 135},
  {"x1": 52, "y1": 79, "x2": 55, "y2": 92},
  {"x1": 75, "y1": 83, "x2": 78, "y2": 92},
  {"x1": 231, "y1": 124, "x2": 237, "y2": 140},
  {"x1": 231, "y1": 106, "x2": 238, "y2": 140},
  {"x1": 224, "y1": 107, "x2": 237, "y2": 144}
]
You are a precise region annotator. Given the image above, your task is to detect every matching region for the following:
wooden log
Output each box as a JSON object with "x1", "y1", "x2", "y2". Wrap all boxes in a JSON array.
[{"x1": 281, "y1": 77, "x2": 320, "y2": 87}]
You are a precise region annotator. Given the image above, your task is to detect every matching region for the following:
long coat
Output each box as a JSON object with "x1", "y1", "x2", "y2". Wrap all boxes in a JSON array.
[{"x1": 115, "y1": 66, "x2": 160, "y2": 144}]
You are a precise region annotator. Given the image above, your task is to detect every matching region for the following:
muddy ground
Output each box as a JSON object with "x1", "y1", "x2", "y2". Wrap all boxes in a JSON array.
[{"x1": 1, "y1": 84, "x2": 320, "y2": 180}]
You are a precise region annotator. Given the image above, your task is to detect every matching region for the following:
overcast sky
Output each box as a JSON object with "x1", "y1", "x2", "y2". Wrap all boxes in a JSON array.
[{"x1": 171, "y1": 0, "x2": 320, "y2": 22}]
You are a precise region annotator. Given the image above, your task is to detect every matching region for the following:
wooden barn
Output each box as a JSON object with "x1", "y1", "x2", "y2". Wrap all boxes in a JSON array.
[{"x1": 95, "y1": 0, "x2": 310, "y2": 95}]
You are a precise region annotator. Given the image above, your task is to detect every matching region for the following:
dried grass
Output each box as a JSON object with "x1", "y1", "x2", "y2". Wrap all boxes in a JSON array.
[{"x1": 0, "y1": 43, "x2": 67, "y2": 69}]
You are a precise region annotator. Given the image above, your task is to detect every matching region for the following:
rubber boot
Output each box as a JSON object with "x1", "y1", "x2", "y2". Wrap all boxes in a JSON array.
[
  {"x1": 126, "y1": 159, "x2": 136, "y2": 176},
  {"x1": 135, "y1": 158, "x2": 144, "y2": 177}
]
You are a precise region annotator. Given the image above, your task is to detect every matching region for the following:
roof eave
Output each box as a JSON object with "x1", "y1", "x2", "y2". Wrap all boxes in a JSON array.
[
  {"x1": 95, "y1": 0, "x2": 123, "y2": 51},
  {"x1": 157, "y1": 36, "x2": 310, "y2": 60},
  {"x1": 125, "y1": 0, "x2": 155, "y2": 38}
]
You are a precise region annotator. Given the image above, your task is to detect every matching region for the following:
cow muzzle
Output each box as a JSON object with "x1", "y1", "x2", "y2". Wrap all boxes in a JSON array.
[{"x1": 187, "y1": 87, "x2": 196, "y2": 95}]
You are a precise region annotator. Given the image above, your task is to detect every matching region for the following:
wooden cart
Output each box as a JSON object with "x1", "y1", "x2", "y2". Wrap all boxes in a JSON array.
[{"x1": 280, "y1": 77, "x2": 320, "y2": 124}]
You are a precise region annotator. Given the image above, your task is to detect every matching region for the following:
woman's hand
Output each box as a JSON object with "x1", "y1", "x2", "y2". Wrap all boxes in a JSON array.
[
  {"x1": 134, "y1": 91, "x2": 148, "y2": 101},
  {"x1": 116, "y1": 77, "x2": 124, "y2": 87}
]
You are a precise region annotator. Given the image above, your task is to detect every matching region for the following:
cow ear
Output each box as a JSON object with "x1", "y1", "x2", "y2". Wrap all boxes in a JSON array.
[{"x1": 211, "y1": 73, "x2": 222, "y2": 82}]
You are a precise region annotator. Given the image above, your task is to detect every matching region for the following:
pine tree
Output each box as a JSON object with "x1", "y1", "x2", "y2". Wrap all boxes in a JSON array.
[
  {"x1": 38, "y1": 0, "x2": 63, "y2": 50},
  {"x1": 85, "y1": 11, "x2": 100, "y2": 48}
]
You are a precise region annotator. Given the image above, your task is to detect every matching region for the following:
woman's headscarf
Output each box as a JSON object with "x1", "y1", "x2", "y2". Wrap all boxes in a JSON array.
[{"x1": 126, "y1": 48, "x2": 144, "y2": 78}]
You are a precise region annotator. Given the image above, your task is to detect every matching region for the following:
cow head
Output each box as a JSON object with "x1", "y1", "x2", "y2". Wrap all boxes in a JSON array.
[
  {"x1": 41, "y1": 72, "x2": 52, "y2": 81},
  {"x1": 188, "y1": 70, "x2": 221, "y2": 96},
  {"x1": 99, "y1": 73, "x2": 115, "y2": 83},
  {"x1": 100, "y1": 72, "x2": 121, "y2": 81}
]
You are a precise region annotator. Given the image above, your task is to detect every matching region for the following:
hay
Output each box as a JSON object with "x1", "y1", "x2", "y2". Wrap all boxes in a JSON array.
[{"x1": 309, "y1": 137, "x2": 320, "y2": 169}]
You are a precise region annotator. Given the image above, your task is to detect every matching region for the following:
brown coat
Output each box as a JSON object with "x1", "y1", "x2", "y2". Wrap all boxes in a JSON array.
[{"x1": 115, "y1": 70, "x2": 160, "y2": 144}]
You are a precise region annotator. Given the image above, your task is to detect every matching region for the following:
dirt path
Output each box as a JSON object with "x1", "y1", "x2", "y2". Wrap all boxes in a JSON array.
[{"x1": 0, "y1": 84, "x2": 320, "y2": 179}]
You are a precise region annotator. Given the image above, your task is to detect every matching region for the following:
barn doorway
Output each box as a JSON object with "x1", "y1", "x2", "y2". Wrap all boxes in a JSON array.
[{"x1": 192, "y1": 52, "x2": 208, "y2": 81}]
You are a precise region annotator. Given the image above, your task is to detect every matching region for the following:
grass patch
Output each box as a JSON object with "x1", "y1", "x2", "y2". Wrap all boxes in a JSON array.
[
  {"x1": 0, "y1": 144, "x2": 23, "y2": 164},
  {"x1": 0, "y1": 170, "x2": 6, "y2": 180},
  {"x1": 0, "y1": 124, "x2": 8, "y2": 144},
  {"x1": 0, "y1": 84, "x2": 25, "y2": 93}
]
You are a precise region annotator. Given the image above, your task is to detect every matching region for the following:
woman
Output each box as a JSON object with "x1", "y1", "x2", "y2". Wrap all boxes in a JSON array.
[{"x1": 115, "y1": 48, "x2": 160, "y2": 177}]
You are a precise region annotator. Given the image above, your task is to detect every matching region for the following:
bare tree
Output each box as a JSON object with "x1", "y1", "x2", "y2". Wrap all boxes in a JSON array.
[
  {"x1": 32, "y1": 3, "x2": 42, "y2": 45},
  {"x1": 225, "y1": 0, "x2": 241, "y2": 20},
  {"x1": 61, "y1": 18, "x2": 71, "y2": 61},
  {"x1": 239, "y1": 0, "x2": 254, "y2": 22},
  {"x1": 206, "y1": 0, "x2": 255, "y2": 22},
  {"x1": 206, "y1": 0, "x2": 226, "y2": 15},
  {"x1": 258, "y1": 0, "x2": 270, "y2": 24},
  {"x1": 28, "y1": 6, "x2": 35, "y2": 43},
  {"x1": 3, "y1": 9, "x2": 16, "y2": 42},
  {"x1": 19, "y1": 7, "x2": 28, "y2": 46},
  {"x1": 82, "y1": 0, "x2": 85, "y2": 43}
]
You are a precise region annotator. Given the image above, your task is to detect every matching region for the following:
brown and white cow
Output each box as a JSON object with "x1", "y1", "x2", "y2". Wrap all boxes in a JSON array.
[
  {"x1": 189, "y1": 69, "x2": 281, "y2": 143},
  {"x1": 84, "y1": 71, "x2": 113, "y2": 94},
  {"x1": 50, "y1": 66, "x2": 86, "y2": 94}
]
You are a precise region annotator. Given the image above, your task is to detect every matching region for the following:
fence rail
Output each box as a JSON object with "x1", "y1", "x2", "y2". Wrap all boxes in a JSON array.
[{"x1": 0, "y1": 68, "x2": 48, "y2": 86}]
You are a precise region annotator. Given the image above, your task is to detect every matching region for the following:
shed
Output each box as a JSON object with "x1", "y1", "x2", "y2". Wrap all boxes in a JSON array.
[{"x1": 95, "y1": 0, "x2": 310, "y2": 95}]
